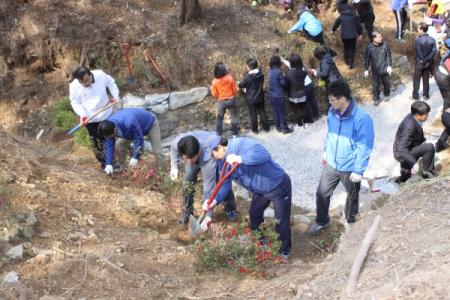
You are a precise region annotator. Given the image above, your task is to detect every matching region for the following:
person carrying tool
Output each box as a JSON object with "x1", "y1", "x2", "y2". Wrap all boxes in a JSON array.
[
  {"x1": 364, "y1": 31, "x2": 393, "y2": 106},
  {"x1": 393, "y1": 101, "x2": 437, "y2": 182},
  {"x1": 97, "y1": 108, "x2": 163, "y2": 174},
  {"x1": 207, "y1": 137, "x2": 292, "y2": 259},
  {"x1": 170, "y1": 131, "x2": 238, "y2": 224},
  {"x1": 70, "y1": 67, "x2": 121, "y2": 170},
  {"x1": 308, "y1": 80, "x2": 374, "y2": 236}
]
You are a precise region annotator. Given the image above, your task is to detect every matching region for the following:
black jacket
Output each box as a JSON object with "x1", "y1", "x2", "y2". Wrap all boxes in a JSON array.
[
  {"x1": 364, "y1": 42, "x2": 392, "y2": 75},
  {"x1": 414, "y1": 33, "x2": 438, "y2": 64},
  {"x1": 393, "y1": 113, "x2": 426, "y2": 166},
  {"x1": 286, "y1": 68, "x2": 307, "y2": 98},
  {"x1": 332, "y1": 8, "x2": 362, "y2": 39},
  {"x1": 316, "y1": 54, "x2": 342, "y2": 84},
  {"x1": 354, "y1": 0, "x2": 374, "y2": 19},
  {"x1": 239, "y1": 69, "x2": 265, "y2": 104}
]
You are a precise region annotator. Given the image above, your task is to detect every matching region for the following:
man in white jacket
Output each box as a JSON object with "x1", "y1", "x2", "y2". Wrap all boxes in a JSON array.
[{"x1": 69, "y1": 67, "x2": 120, "y2": 169}]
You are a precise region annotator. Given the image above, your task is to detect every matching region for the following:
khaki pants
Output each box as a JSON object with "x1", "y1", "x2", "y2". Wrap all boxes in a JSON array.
[{"x1": 116, "y1": 117, "x2": 163, "y2": 167}]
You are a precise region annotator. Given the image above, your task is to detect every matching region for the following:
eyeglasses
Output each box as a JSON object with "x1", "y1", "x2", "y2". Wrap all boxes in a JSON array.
[{"x1": 328, "y1": 96, "x2": 340, "y2": 103}]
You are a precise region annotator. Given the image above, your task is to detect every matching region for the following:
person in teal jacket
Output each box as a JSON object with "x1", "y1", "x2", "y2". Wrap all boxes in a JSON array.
[
  {"x1": 309, "y1": 80, "x2": 374, "y2": 235},
  {"x1": 288, "y1": 5, "x2": 325, "y2": 44}
]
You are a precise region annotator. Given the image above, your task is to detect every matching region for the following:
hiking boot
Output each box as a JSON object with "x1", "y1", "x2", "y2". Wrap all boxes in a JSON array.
[
  {"x1": 383, "y1": 95, "x2": 390, "y2": 102},
  {"x1": 308, "y1": 222, "x2": 330, "y2": 236},
  {"x1": 410, "y1": 96, "x2": 419, "y2": 101},
  {"x1": 422, "y1": 170, "x2": 438, "y2": 179},
  {"x1": 276, "y1": 127, "x2": 283, "y2": 133},
  {"x1": 422, "y1": 95, "x2": 430, "y2": 101},
  {"x1": 435, "y1": 142, "x2": 446, "y2": 153},
  {"x1": 179, "y1": 210, "x2": 193, "y2": 225},
  {"x1": 373, "y1": 99, "x2": 381, "y2": 106},
  {"x1": 225, "y1": 210, "x2": 238, "y2": 222},
  {"x1": 283, "y1": 128, "x2": 293, "y2": 134}
]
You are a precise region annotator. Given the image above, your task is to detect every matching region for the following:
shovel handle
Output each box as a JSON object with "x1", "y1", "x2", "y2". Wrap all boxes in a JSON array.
[{"x1": 68, "y1": 99, "x2": 118, "y2": 135}]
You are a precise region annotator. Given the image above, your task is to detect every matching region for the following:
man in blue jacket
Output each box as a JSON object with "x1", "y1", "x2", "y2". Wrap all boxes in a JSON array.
[
  {"x1": 170, "y1": 131, "x2": 237, "y2": 224},
  {"x1": 288, "y1": 5, "x2": 325, "y2": 44},
  {"x1": 309, "y1": 80, "x2": 374, "y2": 235},
  {"x1": 208, "y1": 137, "x2": 292, "y2": 259},
  {"x1": 97, "y1": 108, "x2": 163, "y2": 174}
]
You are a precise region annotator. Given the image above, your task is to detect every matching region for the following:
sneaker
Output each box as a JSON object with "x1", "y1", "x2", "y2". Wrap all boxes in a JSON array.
[
  {"x1": 373, "y1": 99, "x2": 381, "y2": 106},
  {"x1": 276, "y1": 127, "x2": 282, "y2": 133},
  {"x1": 422, "y1": 96, "x2": 430, "y2": 101},
  {"x1": 383, "y1": 95, "x2": 390, "y2": 102},
  {"x1": 283, "y1": 128, "x2": 293, "y2": 134},
  {"x1": 410, "y1": 96, "x2": 419, "y2": 101},
  {"x1": 308, "y1": 222, "x2": 329, "y2": 236},
  {"x1": 225, "y1": 210, "x2": 238, "y2": 222},
  {"x1": 422, "y1": 170, "x2": 438, "y2": 179}
]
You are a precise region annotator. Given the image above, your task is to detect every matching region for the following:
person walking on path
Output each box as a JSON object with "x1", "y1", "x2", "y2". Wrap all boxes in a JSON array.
[
  {"x1": 170, "y1": 131, "x2": 237, "y2": 224},
  {"x1": 97, "y1": 108, "x2": 163, "y2": 174},
  {"x1": 412, "y1": 23, "x2": 438, "y2": 101},
  {"x1": 209, "y1": 136, "x2": 293, "y2": 259},
  {"x1": 364, "y1": 31, "x2": 393, "y2": 106},
  {"x1": 211, "y1": 62, "x2": 239, "y2": 136},
  {"x1": 393, "y1": 101, "x2": 437, "y2": 182},
  {"x1": 268, "y1": 55, "x2": 293, "y2": 134},
  {"x1": 239, "y1": 58, "x2": 270, "y2": 134},
  {"x1": 331, "y1": 4, "x2": 362, "y2": 69},
  {"x1": 392, "y1": 0, "x2": 409, "y2": 41},
  {"x1": 309, "y1": 80, "x2": 374, "y2": 235},
  {"x1": 69, "y1": 67, "x2": 120, "y2": 170},
  {"x1": 353, "y1": 0, "x2": 376, "y2": 42}
]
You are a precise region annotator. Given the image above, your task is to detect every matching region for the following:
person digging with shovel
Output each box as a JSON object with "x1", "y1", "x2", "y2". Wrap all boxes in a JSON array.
[
  {"x1": 206, "y1": 137, "x2": 292, "y2": 260},
  {"x1": 170, "y1": 131, "x2": 238, "y2": 224},
  {"x1": 97, "y1": 108, "x2": 163, "y2": 174},
  {"x1": 70, "y1": 67, "x2": 121, "y2": 171}
]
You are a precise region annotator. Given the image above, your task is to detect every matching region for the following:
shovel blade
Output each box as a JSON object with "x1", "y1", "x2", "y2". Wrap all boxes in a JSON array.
[
  {"x1": 188, "y1": 214, "x2": 211, "y2": 239},
  {"x1": 188, "y1": 214, "x2": 201, "y2": 239}
]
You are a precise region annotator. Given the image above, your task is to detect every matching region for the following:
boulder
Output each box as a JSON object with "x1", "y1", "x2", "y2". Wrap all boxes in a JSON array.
[
  {"x1": 2, "y1": 272, "x2": 19, "y2": 285},
  {"x1": 145, "y1": 93, "x2": 169, "y2": 106},
  {"x1": 148, "y1": 101, "x2": 169, "y2": 114},
  {"x1": 292, "y1": 214, "x2": 312, "y2": 225},
  {"x1": 122, "y1": 94, "x2": 146, "y2": 108},
  {"x1": 169, "y1": 87, "x2": 208, "y2": 110},
  {"x1": 6, "y1": 244, "x2": 23, "y2": 260}
]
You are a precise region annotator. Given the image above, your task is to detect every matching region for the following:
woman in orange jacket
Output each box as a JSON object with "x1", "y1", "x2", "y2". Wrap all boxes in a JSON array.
[{"x1": 211, "y1": 62, "x2": 239, "y2": 136}]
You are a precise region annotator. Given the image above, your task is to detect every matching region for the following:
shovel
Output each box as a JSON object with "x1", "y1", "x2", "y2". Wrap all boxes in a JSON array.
[
  {"x1": 121, "y1": 43, "x2": 139, "y2": 88},
  {"x1": 68, "y1": 99, "x2": 119, "y2": 135},
  {"x1": 188, "y1": 161, "x2": 240, "y2": 239}
]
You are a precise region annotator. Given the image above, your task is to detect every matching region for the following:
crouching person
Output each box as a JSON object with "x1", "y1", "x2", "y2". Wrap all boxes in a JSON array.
[
  {"x1": 170, "y1": 131, "x2": 237, "y2": 224},
  {"x1": 393, "y1": 101, "x2": 437, "y2": 183},
  {"x1": 208, "y1": 137, "x2": 292, "y2": 259},
  {"x1": 98, "y1": 108, "x2": 163, "y2": 174}
]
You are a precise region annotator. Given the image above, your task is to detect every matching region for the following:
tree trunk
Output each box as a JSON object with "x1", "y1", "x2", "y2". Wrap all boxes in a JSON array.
[{"x1": 178, "y1": 0, "x2": 202, "y2": 26}]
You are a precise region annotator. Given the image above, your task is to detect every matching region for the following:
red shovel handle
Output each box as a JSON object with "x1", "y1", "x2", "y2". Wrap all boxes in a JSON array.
[{"x1": 205, "y1": 161, "x2": 239, "y2": 210}]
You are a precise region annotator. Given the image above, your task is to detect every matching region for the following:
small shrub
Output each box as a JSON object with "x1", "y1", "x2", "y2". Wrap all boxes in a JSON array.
[
  {"x1": 194, "y1": 220, "x2": 283, "y2": 277},
  {"x1": 73, "y1": 128, "x2": 91, "y2": 147}
]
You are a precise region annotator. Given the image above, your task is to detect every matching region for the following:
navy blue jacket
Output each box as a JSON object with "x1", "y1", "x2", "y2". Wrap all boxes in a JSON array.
[
  {"x1": 415, "y1": 34, "x2": 438, "y2": 64},
  {"x1": 268, "y1": 68, "x2": 287, "y2": 99},
  {"x1": 316, "y1": 54, "x2": 342, "y2": 84},
  {"x1": 332, "y1": 8, "x2": 362, "y2": 39},
  {"x1": 239, "y1": 69, "x2": 265, "y2": 104},
  {"x1": 104, "y1": 108, "x2": 155, "y2": 165},
  {"x1": 215, "y1": 138, "x2": 288, "y2": 204}
]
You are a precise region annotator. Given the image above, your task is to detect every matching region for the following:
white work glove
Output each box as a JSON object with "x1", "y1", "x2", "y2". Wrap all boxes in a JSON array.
[
  {"x1": 322, "y1": 151, "x2": 327, "y2": 165},
  {"x1": 352, "y1": 0, "x2": 360, "y2": 3},
  {"x1": 199, "y1": 215, "x2": 212, "y2": 233},
  {"x1": 129, "y1": 158, "x2": 139, "y2": 169},
  {"x1": 387, "y1": 66, "x2": 392, "y2": 75},
  {"x1": 411, "y1": 162, "x2": 420, "y2": 175},
  {"x1": 202, "y1": 199, "x2": 217, "y2": 212},
  {"x1": 408, "y1": 1, "x2": 413, "y2": 9},
  {"x1": 364, "y1": 70, "x2": 369, "y2": 77},
  {"x1": 349, "y1": 172, "x2": 362, "y2": 183},
  {"x1": 226, "y1": 154, "x2": 242, "y2": 164},
  {"x1": 170, "y1": 168, "x2": 178, "y2": 181},
  {"x1": 104, "y1": 165, "x2": 114, "y2": 175}
]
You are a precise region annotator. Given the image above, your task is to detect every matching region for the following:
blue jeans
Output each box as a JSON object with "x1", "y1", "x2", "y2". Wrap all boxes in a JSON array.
[
  {"x1": 269, "y1": 97, "x2": 289, "y2": 130},
  {"x1": 249, "y1": 174, "x2": 292, "y2": 255},
  {"x1": 216, "y1": 98, "x2": 238, "y2": 135},
  {"x1": 315, "y1": 164, "x2": 360, "y2": 225}
]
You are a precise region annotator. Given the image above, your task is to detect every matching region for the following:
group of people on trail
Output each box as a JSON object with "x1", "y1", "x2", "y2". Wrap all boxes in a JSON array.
[{"x1": 67, "y1": 0, "x2": 450, "y2": 259}]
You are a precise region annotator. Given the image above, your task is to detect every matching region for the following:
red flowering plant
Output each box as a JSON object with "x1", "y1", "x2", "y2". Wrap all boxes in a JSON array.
[
  {"x1": 121, "y1": 159, "x2": 156, "y2": 188},
  {"x1": 194, "y1": 220, "x2": 282, "y2": 277}
]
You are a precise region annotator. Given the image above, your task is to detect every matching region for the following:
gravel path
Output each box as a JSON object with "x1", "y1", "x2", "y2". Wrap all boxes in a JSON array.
[{"x1": 249, "y1": 80, "x2": 442, "y2": 210}]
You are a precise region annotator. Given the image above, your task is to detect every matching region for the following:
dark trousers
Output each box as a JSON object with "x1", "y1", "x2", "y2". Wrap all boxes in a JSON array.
[
  {"x1": 342, "y1": 38, "x2": 357, "y2": 67},
  {"x1": 361, "y1": 13, "x2": 375, "y2": 42},
  {"x1": 393, "y1": 8, "x2": 407, "y2": 40},
  {"x1": 247, "y1": 101, "x2": 269, "y2": 133},
  {"x1": 435, "y1": 69, "x2": 450, "y2": 110},
  {"x1": 182, "y1": 163, "x2": 236, "y2": 215},
  {"x1": 438, "y1": 111, "x2": 450, "y2": 147},
  {"x1": 269, "y1": 97, "x2": 289, "y2": 130},
  {"x1": 290, "y1": 101, "x2": 314, "y2": 126},
  {"x1": 316, "y1": 164, "x2": 360, "y2": 225},
  {"x1": 249, "y1": 175, "x2": 292, "y2": 255},
  {"x1": 306, "y1": 84, "x2": 319, "y2": 118},
  {"x1": 372, "y1": 73, "x2": 391, "y2": 101},
  {"x1": 216, "y1": 98, "x2": 238, "y2": 136},
  {"x1": 305, "y1": 31, "x2": 325, "y2": 45},
  {"x1": 412, "y1": 62, "x2": 432, "y2": 99},
  {"x1": 85, "y1": 122, "x2": 106, "y2": 167},
  {"x1": 398, "y1": 143, "x2": 436, "y2": 177}
]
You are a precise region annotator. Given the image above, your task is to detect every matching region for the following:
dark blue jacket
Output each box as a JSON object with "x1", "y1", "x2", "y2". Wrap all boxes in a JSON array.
[
  {"x1": 104, "y1": 108, "x2": 155, "y2": 165},
  {"x1": 268, "y1": 68, "x2": 287, "y2": 99},
  {"x1": 415, "y1": 33, "x2": 438, "y2": 64},
  {"x1": 332, "y1": 8, "x2": 362, "y2": 39},
  {"x1": 239, "y1": 69, "x2": 265, "y2": 104},
  {"x1": 316, "y1": 54, "x2": 342, "y2": 84},
  {"x1": 215, "y1": 138, "x2": 287, "y2": 204}
]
